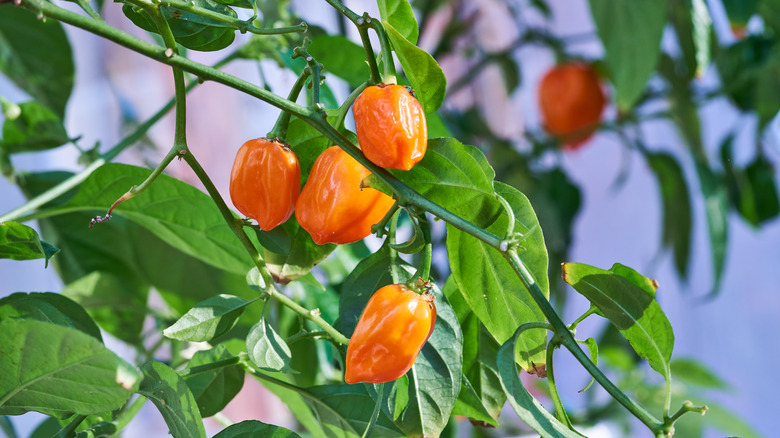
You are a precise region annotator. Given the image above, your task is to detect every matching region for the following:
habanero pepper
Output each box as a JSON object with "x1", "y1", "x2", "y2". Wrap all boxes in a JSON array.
[
  {"x1": 345, "y1": 283, "x2": 437, "y2": 384},
  {"x1": 353, "y1": 84, "x2": 427, "y2": 171},
  {"x1": 295, "y1": 146, "x2": 395, "y2": 245},
  {"x1": 229, "y1": 138, "x2": 300, "y2": 231}
]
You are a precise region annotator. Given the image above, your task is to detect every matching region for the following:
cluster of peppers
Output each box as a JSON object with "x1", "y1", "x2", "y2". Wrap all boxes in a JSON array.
[{"x1": 229, "y1": 83, "x2": 434, "y2": 384}]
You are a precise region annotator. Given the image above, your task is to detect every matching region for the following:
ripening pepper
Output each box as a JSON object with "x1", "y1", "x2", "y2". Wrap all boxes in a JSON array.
[
  {"x1": 295, "y1": 146, "x2": 395, "y2": 245},
  {"x1": 353, "y1": 84, "x2": 427, "y2": 170},
  {"x1": 229, "y1": 138, "x2": 300, "y2": 230}
]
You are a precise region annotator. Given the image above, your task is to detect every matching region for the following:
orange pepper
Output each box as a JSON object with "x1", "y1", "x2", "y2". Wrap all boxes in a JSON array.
[
  {"x1": 295, "y1": 146, "x2": 395, "y2": 245},
  {"x1": 353, "y1": 84, "x2": 427, "y2": 170},
  {"x1": 345, "y1": 283, "x2": 436, "y2": 384},
  {"x1": 538, "y1": 63, "x2": 606, "y2": 150},
  {"x1": 229, "y1": 138, "x2": 300, "y2": 230}
]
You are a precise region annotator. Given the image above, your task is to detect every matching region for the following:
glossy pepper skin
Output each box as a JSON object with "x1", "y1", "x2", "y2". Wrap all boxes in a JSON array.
[
  {"x1": 538, "y1": 63, "x2": 606, "y2": 150},
  {"x1": 295, "y1": 146, "x2": 395, "y2": 245},
  {"x1": 229, "y1": 138, "x2": 300, "y2": 231},
  {"x1": 345, "y1": 284, "x2": 436, "y2": 384},
  {"x1": 353, "y1": 84, "x2": 427, "y2": 170}
]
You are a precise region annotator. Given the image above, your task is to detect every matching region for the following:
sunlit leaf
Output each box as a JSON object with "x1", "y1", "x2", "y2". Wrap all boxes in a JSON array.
[
  {"x1": 138, "y1": 361, "x2": 206, "y2": 438},
  {"x1": 562, "y1": 263, "x2": 674, "y2": 380},
  {"x1": 164, "y1": 294, "x2": 255, "y2": 342},
  {"x1": 446, "y1": 183, "x2": 548, "y2": 373},
  {"x1": 246, "y1": 317, "x2": 295, "y2": 373},
  {"x1": 377, "y1": 0, "x2": 419, "y2": 45},
  {"x1": 0, "y1": 221, "x2": 59, "y2": 267},
  {"x1": 0, "y1": 320, "x2": 140, "y2": 416},
  {"x1": 383, "y1": 22, "x2": 446, "y2": 113},
  {"x1": 0, "y1": 292, "x2": 101, "y2": 342}
]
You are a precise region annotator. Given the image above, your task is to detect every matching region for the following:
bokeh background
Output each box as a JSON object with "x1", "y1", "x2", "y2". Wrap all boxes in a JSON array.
[{"x1": 2, "y1": 0, "x2": 779, "y2": 437}]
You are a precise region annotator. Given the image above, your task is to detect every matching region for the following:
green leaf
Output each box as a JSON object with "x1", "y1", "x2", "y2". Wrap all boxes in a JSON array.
[
  {"x1": 0, "y1": 6, "x2": 74, "y2": 117},
  {"x1": 714, "y1": 36, "x2": 774, "y2": 112},
  {"x1": 184, "y1": 345, "x2": 245, "y2": 417},
  {"x1": 263, "y1": 218, "x2": 336, "y2": 284},
  {"x1": 305, "y1": 384, "x2": 403, "y2": 438},
  {"x1": 694, "y1": 162, "x2": 729, "y2": 295},
  {"x1": 383, "y1": 286, "x2": 462, "y2": 438},
  {"x1": 52, "y1": 163, "x2": 253, "y2": 275},
  {"x1": 451, "y1": 375, "x2": 496, "y2": 426},
  {"x1": 0, "y1": 221, "x2": 59, "y2": 267},
  {"x1": 0, "y1": 320, "x2": 141, "y2": 416},
  {"x1": 213, "y1": 420, "x2": 301, "y2": 438},
  {"x1": 121, "y1": 0, "x2": 237, "y2": 52},
  {"x1": 742, "y1": 155, "x2": 780, "y2": 224},
  {"x1": 394, "y1": 138, "x2": 501, "y2": 227},
  {"x1": 645, "y1": 152, "x2": 692, "y2": 278},
  {"x1": 444, "y1": 275, "x2": 505, "y2": 424},
  {"x1": 138, "y1": 361, "x2": 206, "y2": 438},
  {"x1": 383, "y1": 22, "x2": 446, "y2": 113},
  {"x1": 308, "y1": 35, "x2": 370, "y2": 88},
  {"x1": 588, "y1": 0, "x2": 667, "y2": 110},
  {"x1": 0, "y1": 292, "x2": 102, "y2": 342},
  {"x1": 754, "y1": 52, "x2": 780, "y2": 130},
  {"x1": 446, "y1": 183, "x2": 548, "y2": 373},
  {"x1": 61, "y1": 271, "x2": 148, "y2": 344},
  {"x1": 378, "y1": 0, "x2": 419, "y2": 45},
  {"x1": 669, "y1": 357, "x2": 728, "y2": 390},
  {"x1": 497, "y1": 326, "x2": 585, "y2": 438},
  {"x1": 0, "y1": 101, "x2": 70, "y2": 154},
  {"x1": 562, "y1": 263, "x2": 674, "y2": 380},
  {"x1": 246, "y1": 317, "x2": 295, "y2": 373},
  {"x1": 164, "y1": 294, "x2": 255, "y2": 342}
]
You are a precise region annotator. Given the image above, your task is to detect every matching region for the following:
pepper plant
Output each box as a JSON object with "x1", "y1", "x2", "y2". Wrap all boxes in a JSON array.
[{"x1": 0, "y1": 0, "x2": 773, "y2": 437}]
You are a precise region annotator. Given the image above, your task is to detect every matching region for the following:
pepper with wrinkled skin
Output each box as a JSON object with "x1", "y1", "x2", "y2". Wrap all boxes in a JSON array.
[
  {"x1": 538, "y1": 63, "x2": 606, "y2": 150},
  {"x1": 295, "y1": 146, "x2": 395, "y2": 245},
  {"x1": 353, "y1": 84, "x2": 427, "y2": 170},
  {"x1": 229, "y1": 138, "x2": 300, "y2": 231},
  {"x1": 345, "y1": 283, "x2": 437, "y2": 384}
]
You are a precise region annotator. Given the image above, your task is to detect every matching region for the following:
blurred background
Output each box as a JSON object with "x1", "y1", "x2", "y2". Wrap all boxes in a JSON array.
[{"x1": 2, "y1": 0, "x2": 779, "y2": 437}]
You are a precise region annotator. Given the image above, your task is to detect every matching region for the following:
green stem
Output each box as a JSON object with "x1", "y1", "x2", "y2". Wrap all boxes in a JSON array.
[
  {"x1": 568, "y1": 306, "x2": 598, "y2": 332},
  {"x1": 52, "y1": 415, "x2": 87, "y2": 438},
  {"x1": 496, "y1": 193, "x2": 516, "y2": 239},
  {"x1": 370, "y1": 201, "x2": 400, "y2": 238},
  {"x1": 292, "y1": 40, "x2": 324, "y2": 107},
  {"x1": 546, "y1": 337, "x2": 574, "y2": 429},
  {"x1": 88, "y1": 145, "x2": 180, "y2": 227},
  {"x1": 388, "y1": 210, "x2": 401, "y2": 284},
  {"x1": 356, "y1": 16, "x2": 382, "y2": 84},
  {"x1": 177, "y1": 355, "x2": 243, "y2": 377},
  {"x1": 267, "y1": 284, "x2": 349, "y2": 344},
  {"x1": 75, "y1": 0, "x2": 101, "y2": 20},
  {"x1": 504, "y1": 250, "x2": 662, "y2": 432},
  {"x1": 370, "y1": 20, "x2": 396, "y2": 84},
  {"x1": 362, "y1": 382, "x2": 385, "y2": 438},
  {"x1": 323, "y1": 0, "x2": 361, "y2": 22},
  {"x1": 665, "y1": 401, "x2": 707, "y2": 426},
  {"x1": 409, "y1": 214, "x2": 432, "y2": 283},
  {"x1": 332, "y1": 81, "x2": 371, "y2": 130},
  {"x1": 267, "y1": 69, "x2": 311, "y2": 141},
  {"x1": 181, "y1": 151, "x2": 348, "y2": 345},
  {"x1": 285, "y1": 330, "x2": 329, "y2": 345}
]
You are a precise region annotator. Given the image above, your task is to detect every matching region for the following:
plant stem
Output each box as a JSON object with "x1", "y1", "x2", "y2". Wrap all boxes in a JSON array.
[
  {"x1": 362, "y1": 382, "x2": 385, "y2": 438},
  {"x1": 177, "y1": 355, "x2": 243, "y2": 377},
  {"x1": 52, "y1": 415, "x2": 87, "y2": 438},
  {"x1": 568, "y1": 306, "x2": 598, "y2": 332},
  {"x1": 267, "y1": 69, "x2": 311, "y2": 142},
  {"x1": 266, "y1": 284, "x2": 349, "y2": 344},
  {"x1": 332, "y1": 81, "x2": 370, "y2": 130},
  {"x1": 356, "y1": 16, "x2": 382, "y2": 84},
  {"x1": 410, "y1": 214, "x2": 432, "y2": 283},
  {"x1": 370, "y1": 20, "x2": 397, "y2": 85},
  {"x1": 546, "y1": 337, "x2": 574, "y2": 429},
  {"x1": 504, "y1": 250, "x2": 662, "y2": 432}
]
